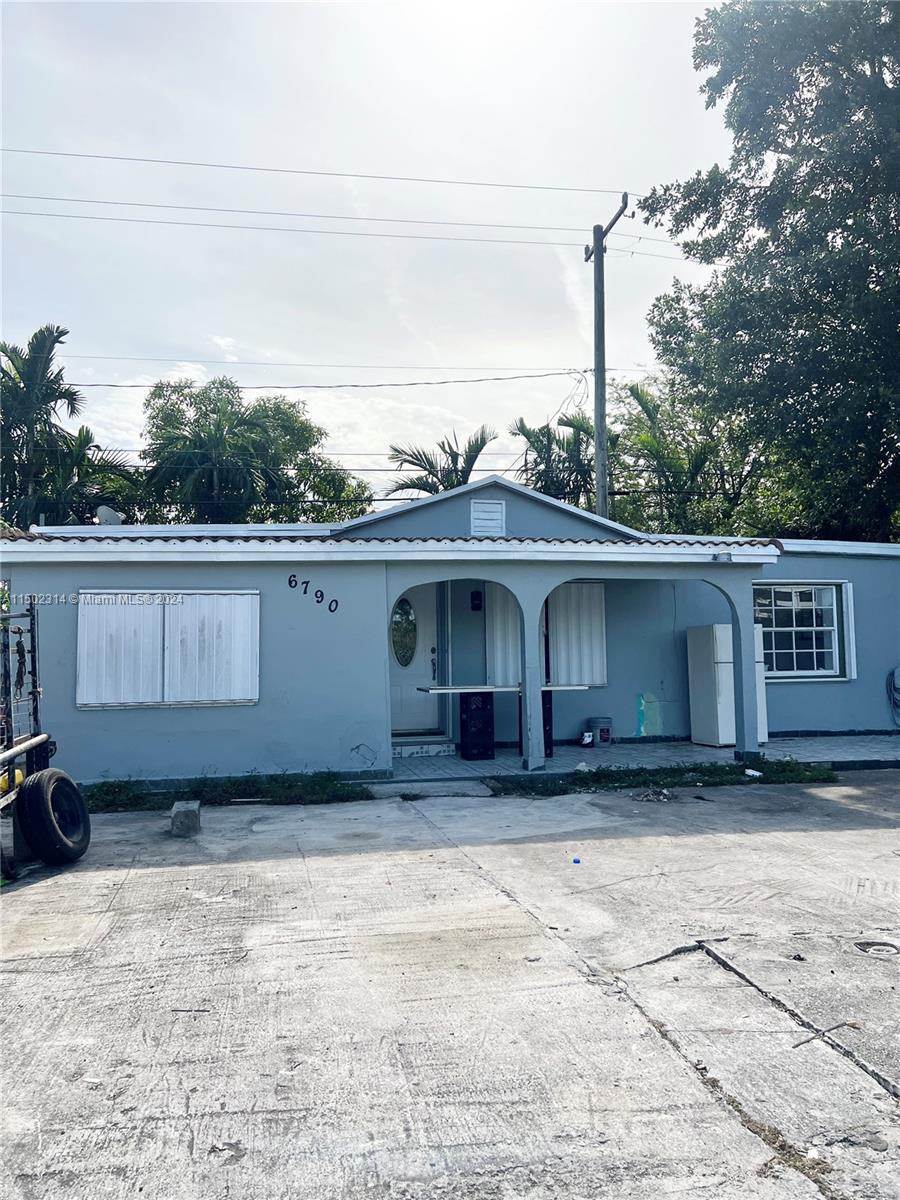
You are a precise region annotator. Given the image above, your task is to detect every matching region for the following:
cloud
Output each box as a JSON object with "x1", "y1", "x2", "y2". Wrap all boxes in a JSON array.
[
  {"x1": 62, "y1": 363, "x2": 211, "y2": 456},
  {"x1": 210, "y1": 335, "x2": 239, "y2": 361},
  {"x1": 556, "y1": 247, "x2": 593, "y2": 358}
]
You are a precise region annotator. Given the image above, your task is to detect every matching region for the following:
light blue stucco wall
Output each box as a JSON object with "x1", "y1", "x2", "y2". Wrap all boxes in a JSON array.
[
  {"x1": 756, "y1": 551, "x2": 900, "y2": 733},
  {"x1": 547, "y1": 579, "x2": 729, "y2": 743},
  {"x1": 449, "y1": 580, "x2": 487, "y2": 684},
  {"x1": 7, "y1": 560, "x2": 394, "y2": 784},
  {"x1": 338, "y1": 483, "x2": 631, "y2": 542},
  {"x1": 546, "y1": 554, "x2": 900, "y2": 740}
]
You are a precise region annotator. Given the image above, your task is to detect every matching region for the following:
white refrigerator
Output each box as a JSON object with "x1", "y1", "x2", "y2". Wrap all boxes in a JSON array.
[{"x1": 687, "y1": 624, "x2": 768, "y2": 747}]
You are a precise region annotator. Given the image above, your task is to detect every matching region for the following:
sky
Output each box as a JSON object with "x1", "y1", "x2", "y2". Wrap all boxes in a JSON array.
[{"x1": 2, "y1": 1, "x2": 733, "y2": 500}]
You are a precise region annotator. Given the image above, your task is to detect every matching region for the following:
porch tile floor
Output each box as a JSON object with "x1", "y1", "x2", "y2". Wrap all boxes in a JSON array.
[{"x1": 386, "y1": 734, "x2": 900, "y2": 782}]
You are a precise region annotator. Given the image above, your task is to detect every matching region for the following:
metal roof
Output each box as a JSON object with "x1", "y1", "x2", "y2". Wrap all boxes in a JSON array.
[
  {"x1": 6, "y1": 532, "x2": 780, "y2": 549},
  {"x1": 0, "y1": 521, "x2": 37, "y2": 541}
]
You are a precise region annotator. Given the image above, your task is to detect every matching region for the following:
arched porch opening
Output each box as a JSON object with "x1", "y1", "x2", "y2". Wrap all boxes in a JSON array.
[
  {"x1": 522, "y1": 571, "x2": 765, "y2": 768},
  {"x1": 387, "y1": 577, "x2": 525, "y2": 761}
]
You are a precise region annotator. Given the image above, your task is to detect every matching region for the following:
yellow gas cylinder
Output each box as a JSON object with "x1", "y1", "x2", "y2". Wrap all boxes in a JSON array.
[{"x1": 0, "y1": 768, "x2": 25, "y2": 793}]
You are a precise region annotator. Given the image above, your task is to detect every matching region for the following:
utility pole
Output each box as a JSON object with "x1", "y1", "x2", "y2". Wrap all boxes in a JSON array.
[{"x1": 585, "y1": 192, "x2": 628, "y2": 518}]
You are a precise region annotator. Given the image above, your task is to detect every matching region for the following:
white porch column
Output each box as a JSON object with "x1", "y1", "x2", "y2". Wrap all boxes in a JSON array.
[
  {"x1": 519, "y1": 599, "x2": 546, "y2": 771},
  {"x1": 728, "y1": 585, "x2": 761, "y2": 761}
]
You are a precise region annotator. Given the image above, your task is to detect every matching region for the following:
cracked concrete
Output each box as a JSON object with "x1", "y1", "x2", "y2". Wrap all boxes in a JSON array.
[{"x1": 1, "y1": 772, "x2": 898, "y2": 1198}]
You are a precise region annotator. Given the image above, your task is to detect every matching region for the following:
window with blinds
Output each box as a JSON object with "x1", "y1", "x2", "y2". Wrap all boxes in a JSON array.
[{"x1": 76, "y1": 591, "x2": 260, "y2": 706}]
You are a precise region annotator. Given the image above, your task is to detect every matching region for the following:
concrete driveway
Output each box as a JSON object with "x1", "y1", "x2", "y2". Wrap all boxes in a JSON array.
[{"x1": 2, "y1": 773, "x2": 899, "y2": 1199}]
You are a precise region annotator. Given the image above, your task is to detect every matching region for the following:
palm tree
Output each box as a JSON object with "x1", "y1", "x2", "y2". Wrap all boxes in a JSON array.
[
  {"x1": 621, "y1": 383, "x2": 714, "y2": 531},
  {"x1": 1, "y1": 325, "x2": 84, "y2": 526},
  {"x1": 511, "y1": 409, "x2": 601, "y2": 510},
  {"x1": 145, "y1": 392, "x2": 283, "y2": 523},
  {"x1": 35, "y1": 426, "x2": 137, "y2": 525},
  {"x1": 386, "y1": 425, "x2": 497, "y2": 495}
]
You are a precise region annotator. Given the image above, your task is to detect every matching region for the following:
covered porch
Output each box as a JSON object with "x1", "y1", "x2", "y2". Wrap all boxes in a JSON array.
[{"x1": 385, "y1": 541, "x2": 780, "y2": 776}]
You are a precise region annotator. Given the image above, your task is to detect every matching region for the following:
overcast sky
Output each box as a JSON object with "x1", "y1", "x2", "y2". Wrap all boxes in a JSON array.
[{"x1": 2, "y1": 1, "x2": 731, "y2": 496}]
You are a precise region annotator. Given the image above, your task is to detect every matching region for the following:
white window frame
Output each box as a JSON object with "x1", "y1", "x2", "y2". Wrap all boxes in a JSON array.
[
  {"x1": 470, "y1": 499, "x2": 506, "y2": 537},
  {"x1": 76, "y1": 589, "x2": 260, "y2": 708},
  {"x1": 752, "y1": 580, "x2": 856, "y2": 682}
]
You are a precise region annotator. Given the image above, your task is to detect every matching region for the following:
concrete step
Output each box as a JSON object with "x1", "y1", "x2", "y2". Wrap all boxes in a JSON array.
[{"x1": 392, "y1": 737, "x2": 456, "y2": 759}]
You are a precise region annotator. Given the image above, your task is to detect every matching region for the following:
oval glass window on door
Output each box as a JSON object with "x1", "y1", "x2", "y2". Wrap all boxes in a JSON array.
[{"x1": 390, "y1": 597, "x2": 417, "y2": 667}]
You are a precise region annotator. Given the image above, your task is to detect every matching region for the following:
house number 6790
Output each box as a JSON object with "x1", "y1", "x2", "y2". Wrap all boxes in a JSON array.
[{"x1": 288, "y1": 575, "x2": 339, "y2": 613}]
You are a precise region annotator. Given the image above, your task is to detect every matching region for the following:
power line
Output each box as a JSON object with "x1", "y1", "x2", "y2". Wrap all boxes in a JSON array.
[
  {"x1": 58, "y1": 354, "x2": 652, "y2": 373},
  {"x1": 0, "y1": 147, "x2": 642, "y2": 196},
  {"x1": 2, "y1": 209, "x2": 687, "y2": 260},
  {"x1": 0, "y1": 192, "x2": 677, "y2": 246},
  {"x1": 3, "y1": 209, "x2": 579, "y2": 248},
  {"x1": 108, "y1": 448, "x2": 529, "y2": 458},
  {"x1": 70, "y1": 369, "x2": 589, "y2": 390}
]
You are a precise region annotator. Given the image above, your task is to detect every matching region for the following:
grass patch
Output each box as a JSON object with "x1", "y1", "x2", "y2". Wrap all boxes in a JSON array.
[
  {"x1": 486, "y1": 757, "x2": 836, "y2": 797},
  {"x1": 82, "y1": 779, "x2": 170, "y2": 813},
  {"x1": 83, "y1": 771, "x2": 372, "y2": 812},
  {"x1": 184, "y1": 771, "x2": 371, "y2": 807}
]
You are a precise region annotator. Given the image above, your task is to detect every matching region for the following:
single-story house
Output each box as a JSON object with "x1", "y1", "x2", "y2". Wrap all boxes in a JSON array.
[{"x1": 2, "y1": 477, "x2": 898, "y2": 784}]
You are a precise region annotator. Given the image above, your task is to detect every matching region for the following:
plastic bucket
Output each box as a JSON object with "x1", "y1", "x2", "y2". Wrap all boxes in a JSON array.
[{"x1": 586, "y1": 717, "x2": 612, "y2": 747}]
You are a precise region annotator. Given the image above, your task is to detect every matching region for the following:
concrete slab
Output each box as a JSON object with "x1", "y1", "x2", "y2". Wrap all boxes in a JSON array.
[
  {"x1": 2, "y1": 772, "x2": 899, "y2": 1198},
  {"x1": 624, "y1": 950, "x2": 900, "y2": 1198}
]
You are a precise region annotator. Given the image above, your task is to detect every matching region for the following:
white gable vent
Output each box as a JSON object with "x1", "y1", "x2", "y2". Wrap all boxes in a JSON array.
[{"x1": 470, "y1": 499, "x2": 506, "y2": 537}]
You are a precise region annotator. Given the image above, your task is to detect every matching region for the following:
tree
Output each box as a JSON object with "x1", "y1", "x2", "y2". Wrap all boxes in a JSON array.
[
  {"x1": 509, "y1": 383, "x2": 779, "y2": 534},
  {"x1": 386, "y1": 425, "x2": 497, "y2": 495},
  {"x1": 510, "y1": 410, "x2": 598, "y2": 511},
  {"x1": 142, "y1": 378, "x2": 371, "y2": 523},
  {"x1": 30, "y1": 426, "x2": 139, "y2": 526},
  {"x1": 642, "y1": 1, "x2": 900, "y2": 540},
  {"x1": 611, "y1": 381, "x2": 770, "y2": 534},
  {"x1": 1, "y1": 325, "x2": 85, "y2": 527}
]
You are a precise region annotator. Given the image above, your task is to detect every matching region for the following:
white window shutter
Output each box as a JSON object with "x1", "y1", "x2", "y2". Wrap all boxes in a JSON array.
[
  {"x1": 164, "y1": 593, "x2": 259, "y2": 703},
  {"x1": 470, "y1": 499, "x2": 506, "y2": 537},
  {"x1": 548, "y1": 582, "x2": 607, "y2": 686},
  {"x1": 77, "y1": 595, "x2": 164, "y2": 705},
  {"x1": 485, "y1": 583, "x2": 520, "y2": 686}
]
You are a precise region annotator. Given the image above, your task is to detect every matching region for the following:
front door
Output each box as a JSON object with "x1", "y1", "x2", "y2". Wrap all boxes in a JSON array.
[{"x1": 390, "y1": 583, "x2": 441, "y2": 734}]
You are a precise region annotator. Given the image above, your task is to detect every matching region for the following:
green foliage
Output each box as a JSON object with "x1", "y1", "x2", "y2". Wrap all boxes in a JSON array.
[
  {"x1": 611, "y1": 379, "x2": 780, "y2": 534},
  {"x1": 83, "y1": 772, "x2": 372, "y2": 811},
  {"x1": 487, "y1": 758, "x2": 836, "y2": 797},
  {"x1": 0, "y1": 326, "x2": 135, "y2": 527},
  {"x1": 509, "y1": 381, "x2": 777, "y2": 535},
  {"x1": 142, "y1": 378, "x2": 372, "y2": 523},
  {"x1": 82, "y1": 779, "x2": 170, "y2": 813},
  {"x1": 510, "y1": 409, "x2": 597, "y2": 510},
  {"x1": 185, "y1": 771, "x2": 372, "y2": 806},
  {"x1": 387, "y1": 425, "x2": 497, "y2": 495},
  {"x1": 2, "y1": 332, "x2": 371, "y2": 528},
  {"x1": 642, "y1": 1, "x2": 900, "y2": 540}
]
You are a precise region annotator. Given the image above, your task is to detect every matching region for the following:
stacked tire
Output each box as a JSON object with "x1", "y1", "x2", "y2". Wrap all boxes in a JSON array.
[{"x1": 16, "y1": 769, "x2": 91, "y2": 865}]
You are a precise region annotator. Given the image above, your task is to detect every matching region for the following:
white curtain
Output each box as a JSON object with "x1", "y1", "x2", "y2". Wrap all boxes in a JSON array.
[
  {"x1": 485, "y1": 583, "x2": 521, "y2": 686},
  {"x1": 547, "y1": 582, "x2": 606, "y2": 686}
]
